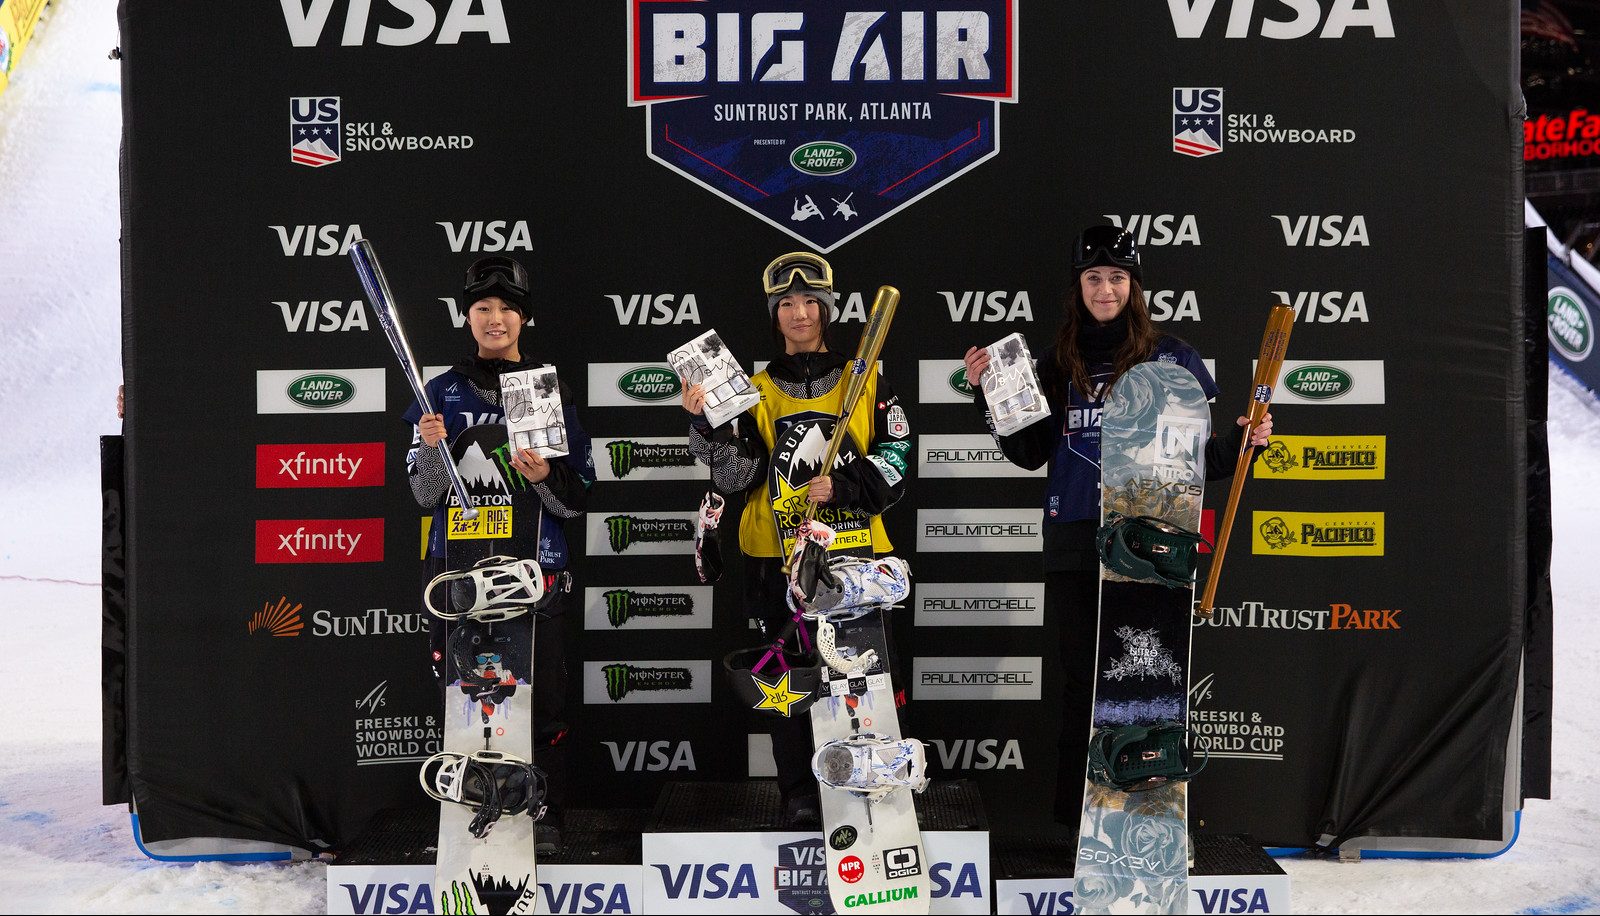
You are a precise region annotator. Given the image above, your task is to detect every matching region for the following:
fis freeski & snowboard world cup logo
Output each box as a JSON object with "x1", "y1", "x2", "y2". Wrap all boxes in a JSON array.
[
  {"x1": 1173, "y1": 88, "x2": 1223, "y2": 157},
  {"x1": 291, "y1": 97, "x2": 341, "y2": 167},
  {"x1": 628, "y1": 1, "x2": 1018, "y2": 252}
]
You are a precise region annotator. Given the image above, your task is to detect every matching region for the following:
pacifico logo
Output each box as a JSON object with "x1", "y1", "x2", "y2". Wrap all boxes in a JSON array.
[
  {"x1": 287, "y1": 373, "x2": 356, "y2": 409},
  {"x1": 607, "y1": 440, "x2": 694, "y2": 478},
  {"x1": 248, "y1": 597, "x2": 305, "y2": 637},
  {"x1": 1256, "y1": 435, "x2": 1385, "y2": 480},
  {"x1": 603, "y1": 589, "x2": 695, "y2": 627},
  {"x1": 1253, "y1": 511, "x2": 1384, "y2": 557},
  {"x1": 1549, "y1": 286, "x2": 1594, "y2": 362},
  {"x1": 605, "y1": 515, "x2": 696, "y2": 552},
  {"x1": 617, "y1": 367, "x2": 681, "y2": 402},
  {"x1": 602, "y1": 664, "x2": 695, "y2": 702}
]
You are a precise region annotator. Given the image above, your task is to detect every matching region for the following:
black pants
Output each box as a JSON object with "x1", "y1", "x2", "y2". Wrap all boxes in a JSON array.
[
  {"x1": 1049, "y1": 569, "x2": 1100, "y2": 824},
  {"x1": 425, "y1": 556, "x2": 571, "y2": 819},
  {"x1": 744, "y1": 556, "x2": 909, "y2": 804}
]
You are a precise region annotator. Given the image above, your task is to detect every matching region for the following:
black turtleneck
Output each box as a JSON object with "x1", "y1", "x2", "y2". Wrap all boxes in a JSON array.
[
  {"x1": 1075, "y1": 311, "x2": 1130, "y2": 366},
  {"x1": 452, "y1": 352, "x2": 540, "y2": 392}
]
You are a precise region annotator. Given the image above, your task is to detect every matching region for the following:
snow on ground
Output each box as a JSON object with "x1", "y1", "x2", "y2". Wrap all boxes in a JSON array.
[{"x1": 1, "y1": 2, "x2": 1597, "y2": 913}]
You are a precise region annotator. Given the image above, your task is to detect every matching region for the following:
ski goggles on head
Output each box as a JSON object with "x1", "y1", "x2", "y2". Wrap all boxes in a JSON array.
[
  {"x1": 1071, "y1": 225, "x2": 1141, "y2": 275},
  {"x1": 463, "y1": 256, "x2": 530, "y2": 299},
  {"x1": 763, "y1": 252, "x2": 834, "y2": 296}
]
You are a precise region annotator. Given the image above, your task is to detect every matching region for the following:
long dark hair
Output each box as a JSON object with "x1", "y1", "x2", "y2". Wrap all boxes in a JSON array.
[{"x1": 1053, "y1": 278, "x2": 1160, "y2": 402}]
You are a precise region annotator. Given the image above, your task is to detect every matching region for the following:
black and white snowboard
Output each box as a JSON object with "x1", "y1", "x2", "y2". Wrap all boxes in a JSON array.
[{"x1": 1074, "y1": 361, "x2": 1209, "y2": 914}]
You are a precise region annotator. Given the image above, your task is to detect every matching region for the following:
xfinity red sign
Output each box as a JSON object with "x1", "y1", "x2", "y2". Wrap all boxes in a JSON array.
[
  {"x1": 255, "y1": 519, "x2": 385, "y2": 563},
  {"x1": 256, "y1": 443, "x2": 384, "y2": 488}
]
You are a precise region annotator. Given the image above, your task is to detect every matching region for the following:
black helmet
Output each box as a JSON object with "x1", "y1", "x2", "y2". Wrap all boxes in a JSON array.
[
  {"x1": 722, "y1": 640, "x2": 823, "y2": 719},
  {"x1": 1072, "y1": 224, "x2": 1141, "y2": 284},
  {"x1": 463, "y1": 255, "x2": 532, "y2": 319}
]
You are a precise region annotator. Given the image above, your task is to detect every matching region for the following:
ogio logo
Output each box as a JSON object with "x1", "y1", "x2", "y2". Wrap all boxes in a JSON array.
[
  {"x1": 603, "y1": 589, "x2": 694, "y2": 628},
  {"x1": 948, "y1": 367, "x2": 975, "y2": 398},
  {"x1": 601, "y1": 664, "x2": 694, "y2": 702},
  {"x1": 287, "y1": 373, "x2": 356, "y2": 409},
  {"x1": 1549, "y1": 287, "x2": 1594, "y2": 362},
  {"x1": 791, "y1": 141, "x2": 856, "y2": 176},
  {"x1": 605, "y1": 515, "x2": 695, "y2": 552},
  {"x1": 617, "y1": 367, "x2": 681, "y2": 402},
  {"x1": 607, "y1": 440, "x2": 694, "y2": 478},
  {"x1": 1283, "y1": 365, "x2": 1352, "y2": 400},
  {"x1": 249, "y1": 597, "x2": 304, "y2": 637}
]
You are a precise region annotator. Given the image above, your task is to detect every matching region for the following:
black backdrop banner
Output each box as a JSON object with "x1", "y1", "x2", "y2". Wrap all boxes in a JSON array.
[{"x1": 117, "y1": 2, "x2": 1526, "y2": 850}]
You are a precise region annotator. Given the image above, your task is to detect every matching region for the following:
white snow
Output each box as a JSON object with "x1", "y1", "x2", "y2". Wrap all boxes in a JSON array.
[{"x1": 0, "y1": 2, "x2": 1596, "y2": 913}]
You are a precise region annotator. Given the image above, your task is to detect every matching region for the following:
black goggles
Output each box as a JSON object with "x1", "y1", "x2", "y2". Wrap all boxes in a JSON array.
[
  {"x1": 763, "y1": 252, "x2": 833, "y2": 296},
  {"x1": 464, "y1": 256, "x2": 530, "y2": 298},
  {"x1": 1072, "y1": 226, "x2": 1140, "y2": 273}
]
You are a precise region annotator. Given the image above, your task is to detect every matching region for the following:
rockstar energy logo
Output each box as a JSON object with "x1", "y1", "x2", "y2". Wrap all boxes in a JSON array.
[
  {"x1": 1257, "y1": 435, "x2": 1385, "y2": 480},
  {"x1": 248, "y1": 596, "x2": 304, "y2": 637},
  {"x1": 605, "y1": 515, "x2": 695, "y2": 552},
  {"x1": 602, "y1": 663, "x2": 694, "y2": 702},
  {"x1": 1253, "y1": 511, "x2": 1384, "y2": 557},
  {"x1": 603, "y1": 589, "x2": 694, "y2": 627},
  {"x1": 606, "y1": 440, "x2": 694, "y2": 478}
]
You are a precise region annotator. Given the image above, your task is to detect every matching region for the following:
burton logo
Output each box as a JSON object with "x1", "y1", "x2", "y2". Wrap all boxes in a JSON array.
[
  {"x1": 1173, "y1": 88, "x2": 1223, "y2": 157},
  {"x1": 606, "y1": 515, "x2": 695, "y2": 552},
  {"x1": 617, "y1": 367, "x2": 681, "y2": 402},
  {"x1": 287, "y1": 373, "x2": 355, "y2": 409},
  {"x1": 248, "y1": 596, "x2": 304, "y2": 637},
  {"x1": 290, "y1": 97, "x2": 341, "y2": 167},
  {"x1": 602, "y1": 664, "x2": 695, "y2": 702},
  {"x1": 607, "y1": 440, "x2": 694, "y2": 478},
  {"x1": 604, "y1": 589, "x2": 695, "y2": 627},
  {"x1": 1283, "y1": 365, "x2": 1353, "y2": 400}
]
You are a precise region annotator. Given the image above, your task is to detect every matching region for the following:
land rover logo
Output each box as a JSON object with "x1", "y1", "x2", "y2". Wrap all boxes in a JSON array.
[
  {"x1": 1549, "y1": 286, "x2": 1594, "y2": 361},
  {"x1": 287, "y1": 373, "x2": 354, "y2": 409},
  {"x1": 617, "y1": 367, "x2": 680, "y2": 402},
  {"x1": 790, "y1": 141, "x2": 857, "y2": 176},
  {"x1": 948, "y1": 367, "x2": 975, "y2": 398},
  {"x1": 1284, "y1": 365, "x2": 1352, "y2": 401}
]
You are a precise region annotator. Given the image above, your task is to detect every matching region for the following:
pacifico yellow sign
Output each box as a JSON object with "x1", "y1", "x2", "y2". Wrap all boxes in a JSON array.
[
  {"x1": 1252, "y1": 511, "x2": 1384, "y2": 557},
  {"x1": 1254, "y1": 435, "x2": 1386, "y2": 480}
]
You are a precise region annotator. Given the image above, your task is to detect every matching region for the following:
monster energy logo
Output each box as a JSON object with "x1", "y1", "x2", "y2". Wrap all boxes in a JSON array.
[
  {"x1": 489, "y1": 442, "x2": 531, "y2": 491},
  {"x1": 604, "y1": 590, "x2": 694, "y2": 627},
  {"x1": 606, "y1": 515, "x2": 695, "y2": 552},
  {"x1": 606, "y1": 440, "x2": 694, "y2": 478},
  {"x1": 439, "y1": 880, "x2": 477, "y2": 914},
  {"x1": 601, "y1": 663, "x2": 694, "y2": 701}
]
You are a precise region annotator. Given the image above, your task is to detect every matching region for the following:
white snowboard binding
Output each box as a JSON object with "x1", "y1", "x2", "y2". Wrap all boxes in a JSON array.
[
  {"x1": 419, "y1": 749, "x2": 549, "y2": 839},
  {"x1": 811, "y1": 732, "x2": 931, "y2": 801},
  {"x1": 425, "y1": 555, "x2": 544, "y2": 622}
]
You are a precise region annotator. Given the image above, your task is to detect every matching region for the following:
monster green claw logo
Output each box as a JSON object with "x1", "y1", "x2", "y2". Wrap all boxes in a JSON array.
[
  {"x1": 605, "y1": 589, "x2": 632, "y2": 628},
  {"x1": 608, "y1": 441, "x2": 636, "y2": 478},
  {"x1": 607, "y1": 516, "x2": 633, "y2": 552},
  {"x1": 489, "y1": 442, "x2": 531, "y2": 491},
  {"x1": 603, "y1": 663, "x2": 633, "y2": 702},
  {"x1": 440, "y1": 880, "x2": 477, "y2": 915}
]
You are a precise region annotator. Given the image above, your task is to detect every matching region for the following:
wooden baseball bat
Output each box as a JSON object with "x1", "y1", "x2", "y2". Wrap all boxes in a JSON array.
[{"x1": 1195, "y1": 304, "x2": 1295, "y2": 618}]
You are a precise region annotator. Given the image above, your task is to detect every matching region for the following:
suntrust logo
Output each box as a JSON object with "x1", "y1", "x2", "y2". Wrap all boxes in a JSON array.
[{"x1": 1196, "y1": 599, "x2": 1402, "y2": 632}]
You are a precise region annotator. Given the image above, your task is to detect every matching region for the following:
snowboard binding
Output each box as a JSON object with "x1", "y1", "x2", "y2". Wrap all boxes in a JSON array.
[
  {"x1": 811, "y1": 732, "x2": 931, "y2": 801},
  {"x1": 419, "y1": 749, "x2": 550, "y2": 839},
  {"x1": 426, "y1": 555, "x2": 545, "y2": 622},
  {"x1": 723, "y1": 611, "x2": 824, "y2": 718},
  {"x1": 694, "y1": 491, "x2": 725, "y2": 584},
  {"x1": 1096, "y1": 513, "x2": 1209, "y2": 588},
  {"x1": 1086, "y1": 721, "x2": 1208, "y2": 793}
]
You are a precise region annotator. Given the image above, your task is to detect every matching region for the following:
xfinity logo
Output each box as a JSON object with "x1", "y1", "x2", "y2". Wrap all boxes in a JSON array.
[
  {"x1": 1104, "y1": 214, "x2": 1201, "y2": 246},
  {"x1": 271, "y1": 223, "x2": 361, "y2": 256},
  {"x1": 437, "y1": 220, "x2": 533, "y2": 253},
  {"x1": 280, "y1": 0, "x2": 511, "y2": 47},
  {"x1": 1167, "y1": 0, "x2": 1395, "y2": 39},
  {"x1": 1275, "y1": 291, "x2": 1369, "y2": 323},
  {"x1": 603, "y1": 740, "x2": 697, "y2": 771},
  {"x1": 609, "y1": 294, "x2": 703, "y2": 325},
  {"x1": 255, "y1": 519, "x2": 385, "y2": 563},
  {"x1": 1273, "y1": 214, "x2": 1368, "y2": 246},
  {"x1": 256, "y1": 443, "x2": 384, "y2": 488},
  {"x1": 279, "y1": 526, "x2": 362, "y2": 557},
  {"x1": 940, "y1": 291, "x2": 1034, "y2": 322}
]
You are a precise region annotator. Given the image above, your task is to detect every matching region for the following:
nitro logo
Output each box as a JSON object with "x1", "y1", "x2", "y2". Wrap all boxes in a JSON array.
[
  {"x1": 607, "y1": 441, "x2": 694, "y2": 478},
  {"x1": 930, "y1": 738, "x2": 1023, "y2": 770},
  {"x1": 248, "y1": 596, "x2": 305, "y2": 637},
  {"x1": 256, "y1": 443, "x2": 384, "y2": 488},
  {"x1": 1173, "y1": 88, "x2": 1222, "y2": 157},
  {"x1": 271, "y1": 223, "x2": 362, "y2": 255},
  {"x1": 437, "y1": 220, "x2": 533, "y2": 253},
  {"x1": 290, "y1": 97, "x2": 340, "y2": 167},
  {"x1": 606, "y1": 516, "x2": 695, "y2": 552},
  {"x1": 652, "y1": 863, "x2": 760, "y2": 900},
  {"x1": 255, "y1": 519, "x2": 384, "y2": 563},
  {"x1": 1148, "y1": 289, "x2": 1201, "y2": 321},
  {"x1": 1273, "y1": 214, "x2": 1368, "y2": 246},
  {"x1": 603, "y1": 739, "x2": 697, "y2": 771},
  {"x1": 1276, "y1": 291, "x2": 1368, "y2": 323},
  {"x1": 1104, "y1": 214, "x2": 1201, "y2": 246},
  {"x1": 602, "y1": 664, "x2": 695, "y2": 701},
  {"x1": 539, "y1": 882, "x2": 633, "y2": 915},
  {"x1": 280, "y1": 0, "x2": 510, "y2": 47},
  {"x1": 1167, "y1": 0, "x2": 1395, "y2": 38},
  {"x1": 603, "y1": 589, "x2": 694, "y2": 627},
  {"x1": 609, "y1": 294, "x2": 703, "y2": 325},
  {"x1": 276, "y1": 300, "x2": 370, "y2": 332},
  {"x1": 940, "y1": 291, "x2": 1034, "y2": 322}
]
